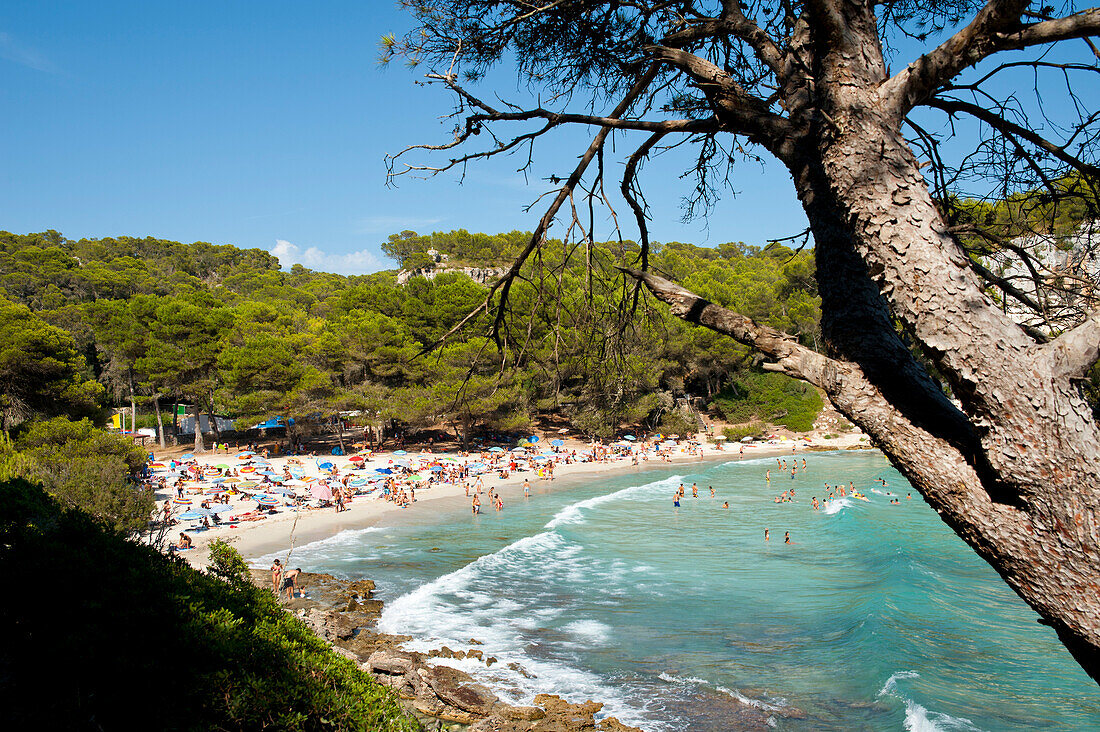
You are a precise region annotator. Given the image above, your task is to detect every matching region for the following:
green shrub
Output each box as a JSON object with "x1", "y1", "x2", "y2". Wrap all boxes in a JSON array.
[
  {"x1": 722, "y1": 423, "x2": 763, "y2": 441},
  {"x1": 711, "y1": 371, "x2": 823, "y2": 432},
  {"x1": 0, "y1": 478, "x2": 418, "y2": 732},
  {"x1": 0, "y1": 417, "x2": 152, "y2": 535}
]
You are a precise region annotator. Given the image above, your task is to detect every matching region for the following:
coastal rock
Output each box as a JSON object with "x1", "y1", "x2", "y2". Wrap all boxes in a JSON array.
[
  {"x1": 368, "y1": 649, "x2": 417, "y2": 676},
  {"x1": 505, "y1": 706, "x2": 547, "y2": 721},
  {"x1": 530, "y1": 695, "x2": 643, "y2": 732},
  {"x1": 424, "y1": 664, "x2": 501, "y2": 716},
  {"x1": 507, "y1": 661, "x2": 535, "y2": 679},
  {"x1": 345, "y1": 597, "x2": 384, "y2": 614},
  {"x1": 345, "y1": 578, "x2": 376, "y2": 595},
  {"x1": 467, "y1": 715, "x2": 508, "y2": 731},
  {"x1": 300, "y1": 607, "x2": 358, "y2": 641}
]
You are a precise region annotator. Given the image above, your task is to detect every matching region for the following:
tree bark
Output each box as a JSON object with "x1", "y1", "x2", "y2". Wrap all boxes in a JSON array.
[
  {"x1": 128, "y1": 368, "x2": 137, "y2": 435},
  {"x1": 192, "y1": 401, "x2": 205, "y2": 453},
  {"x1": 778, "y1": 8, "x2": 1100, "y2": 679},
  {"x1": 153, "y1": 393, "x2": 166, "y2": 450}
]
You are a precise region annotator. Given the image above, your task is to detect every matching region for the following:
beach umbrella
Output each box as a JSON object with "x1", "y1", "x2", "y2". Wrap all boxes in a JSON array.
[
  {"x1": 204, "y1": 487, "x2": 226, "y2": 495},
  {"x1": 180, "y1": 453, "x2": 194, "y2": 460},
  {"x1": 235, "y1": 452, "x2": 253, "y2": 458},
  {"x1": 350, "y1": 477, "x2": 368, "y2": 487},
  {"x1": 715, "y1": 435, "x2": 728, "y2": 441},
  {"x1": 510, "y1": 447, "x2": 526, "y2": 453},
  {"x1": 210, "y1": 504, "x2": 235, "y2": 514},
  {"x1": 214, "y1": 463, "x2": 230, "y2": 470},
  {"x1": 550, "y1": 439, "x2": 564, "y2": 447},
  {"x1": 172, "y1": 497, "x2": 192, "y2": 506},
  {"x1": 393, "y1": 449, "x2": 407, "y2": 455},
  {"x1": 269, "y1": 487, "x2": 296, "y2": 496},
  {"x1": 177, "y1": 510, "x2": 209, "y2": 521},
  {"x1": 623, "y1": 435, "x2": 636, "y2": 441},
  {"x1": 374, "y1": 467, "x2": 392, "y2": 474},
  {"x1": 237, "y1": 481, "x2": 258, "y2": 489},
  {"x1": 740, "y1": 436, "x2": 754, "y2": 443},
  {"x1": 429, "y1": 465, "x2": 443, "y2": 472},
  {"x1": 349, "y1": 455, "x2": 365, "y2": 463},
  {"x1": 528, "y1": 435, "x2": 539, "y2": 443},
  {"x1": 488, "y1": 447, "x2": 504, "y2": 453},
  {"x1": 255, "y1": 496, "x2": 280, "y2": 507},
  {"x1": 309, "y1": 483, "x2": 333, "y2": 500}
]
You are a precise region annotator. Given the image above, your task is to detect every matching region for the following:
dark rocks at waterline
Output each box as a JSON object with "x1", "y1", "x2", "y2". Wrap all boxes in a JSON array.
[{"x1": 252, "y1": 569, "x2": 642, "y2": 732}]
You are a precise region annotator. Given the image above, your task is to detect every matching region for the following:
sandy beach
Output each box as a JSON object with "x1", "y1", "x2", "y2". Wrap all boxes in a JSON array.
[
  {"x1": 154, "y1": 432, "x2": 869, "y2": 569},
  {"x1": 155, "y1": 431, "x2": 871, "y2": 567}
]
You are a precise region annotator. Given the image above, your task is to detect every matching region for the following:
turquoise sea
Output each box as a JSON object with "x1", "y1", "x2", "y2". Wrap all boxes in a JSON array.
[{"x1": 258, "y1": 451, "x2": 1100, "y2": 730}]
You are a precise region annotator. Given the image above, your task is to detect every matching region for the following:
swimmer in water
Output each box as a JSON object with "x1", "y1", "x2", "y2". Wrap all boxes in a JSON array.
[
  {"x1": 710, "y1": 486, "x2": 715, "y2": 498},
  {"x1": 784, "y1": 531, "x2": 791, "y2": 544},
  {"x1": 812, "y1": 496, "x2": 819, "y2": 510},
  {"x1": 764, "y1": 529, "x2": 769, "y2": 541},
  {"x1": 722, "y1": 501, "x2": 729, "y2": 508}
]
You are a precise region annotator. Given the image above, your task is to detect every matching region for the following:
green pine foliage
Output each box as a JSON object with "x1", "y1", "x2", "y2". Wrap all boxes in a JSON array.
[
  {"x1": 0, "y1": 478, "x2": 419, "y2": 731},
  {"x1": 0, "y1": 227, "x2": 825, "y2": 438},
  {"x1": 712, "y1": 371, "x2": 824, "y2": 432}
]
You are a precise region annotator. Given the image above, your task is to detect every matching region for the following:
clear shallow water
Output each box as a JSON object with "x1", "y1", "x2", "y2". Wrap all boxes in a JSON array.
[{"x1": 256, "y1": 452, "x2": 1100, "y2": 731}]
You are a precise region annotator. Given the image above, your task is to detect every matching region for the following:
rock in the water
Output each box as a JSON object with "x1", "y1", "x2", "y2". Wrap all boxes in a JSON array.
[{"x1": 425, "y1": 664, "x2": 501, "y2": 716}]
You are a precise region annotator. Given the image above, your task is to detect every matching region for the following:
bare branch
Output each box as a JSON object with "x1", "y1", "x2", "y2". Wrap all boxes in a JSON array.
[
  {"x1": 416, "y1": 63, "x2": 663, "y2": 357},
  {"x1": 881, "y1": 3, "x2": 1100, "y2": 114},
  {"x1": 644, "y1": 44, "x2": 793, "y2": 152},
  {"x1": 927, "y1": 97, "x2": 1100, "y2": 179}
]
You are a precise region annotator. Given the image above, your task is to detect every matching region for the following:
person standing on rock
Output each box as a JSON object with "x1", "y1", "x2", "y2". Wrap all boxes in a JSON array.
[
  {"x1": 282, "y1": 567, "x2": 301, "y2": 600},
  {"x1": 270, "y1": 559, "x2": 283, "y2": 596}
]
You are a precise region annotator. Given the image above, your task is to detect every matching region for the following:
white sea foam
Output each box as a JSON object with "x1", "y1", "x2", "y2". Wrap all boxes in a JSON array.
[
  {"x1": 250, "y1": 526, "x2": 385, "y2": 567},
  {"x1": 823, "y1": 497, "x2": 854, "y2": 515},
  {"x1": 658, "y1": 672, "x2": 786, "y2": 713},
  {"x1": 563, "y1": 619, "x2": 612, "y2": 645},
  {"x1": 377, "y1": 478, "x2": 706, "y2": 730},
  {"x1": 543, "y1": 474, "x2": 684, "y2": 529},
  {"x1": 879, "y1": 671, "x2": 982, "y2": 732}
]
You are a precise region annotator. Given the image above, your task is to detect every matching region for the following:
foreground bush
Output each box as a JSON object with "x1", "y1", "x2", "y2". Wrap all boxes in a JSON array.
[{"x1": 0, "y1": 478, "x2": 418, "y2": 731}]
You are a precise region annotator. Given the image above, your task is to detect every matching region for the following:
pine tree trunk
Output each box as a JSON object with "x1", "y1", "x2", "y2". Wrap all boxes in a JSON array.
[
  {"x1": 192, "y1": 402, "x2": 205, "y2": 453},
  {"x1": 776, "y1": 16, "x2": 1100, "y2": 676},
  {"x1": 128, "y1": 368, "x2": 137, "y2": 435},
  {"x1": 153, "y1": 393, "x2": 166, "y2": 450}
]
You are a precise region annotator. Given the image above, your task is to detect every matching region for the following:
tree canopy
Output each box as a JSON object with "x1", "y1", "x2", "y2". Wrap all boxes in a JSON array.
[{"x1": 381, "y1": 0, "x2": 1100, "y2": 679}]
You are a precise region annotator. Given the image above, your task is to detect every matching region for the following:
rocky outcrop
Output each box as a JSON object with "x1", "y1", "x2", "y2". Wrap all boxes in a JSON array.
[
  {"x1": 258, "y1": 569, "x2": 642, "y2": 732},
  {"x1": 396, "y1": 265, "x2": 508, "y2": 286}
]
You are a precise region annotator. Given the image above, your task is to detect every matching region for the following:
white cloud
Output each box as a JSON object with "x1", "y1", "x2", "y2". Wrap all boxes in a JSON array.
[
  {"x1": 0, "y1": 32, "x2": 56, "y2": 73},
  {"x1": 271, "y1": 239, "x2": 383, "y2": 276}
]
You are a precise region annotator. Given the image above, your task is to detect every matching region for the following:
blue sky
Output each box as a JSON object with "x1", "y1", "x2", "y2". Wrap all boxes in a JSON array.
[{"x1": 0, "y1": 3, "x2": 1092, "y2": 274}]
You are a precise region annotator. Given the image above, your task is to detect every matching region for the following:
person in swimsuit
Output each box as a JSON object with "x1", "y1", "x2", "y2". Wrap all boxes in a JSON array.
[
  {"x1": 282, "y1": 567, "x2": 301, "y2": 600},
  {"x1": 764, "y1": 529, "x2": 769, "y2": 541},
  {"x1": 270, "y1": 559, "x2": 283, "y2": 594},
  {"x1": 784, "y1": 531, "x2": 792, "y2": 544}
]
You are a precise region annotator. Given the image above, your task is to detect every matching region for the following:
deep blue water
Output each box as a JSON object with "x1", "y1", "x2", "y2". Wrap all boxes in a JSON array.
[{"x1": 256, "y1": 451, "x2": 1100, "y2": 731}]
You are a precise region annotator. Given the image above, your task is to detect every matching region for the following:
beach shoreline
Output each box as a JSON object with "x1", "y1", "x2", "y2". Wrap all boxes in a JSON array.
[{"x1": 162, "y1": 433, "x2": 871, "y2": 570}]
